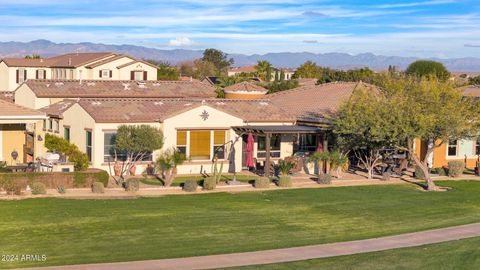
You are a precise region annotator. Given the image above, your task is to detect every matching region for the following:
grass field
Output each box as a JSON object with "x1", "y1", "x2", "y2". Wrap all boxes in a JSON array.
[
  {"x1": 220, "y1": 237, "x2": 480, "y2": 270},
  {"x1": 0, "y1": 180, "x2": 479, "y2": 268}
]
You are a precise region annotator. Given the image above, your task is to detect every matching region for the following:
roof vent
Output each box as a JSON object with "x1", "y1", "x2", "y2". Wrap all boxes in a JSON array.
[
  {"x1": 184, "y1": 103, "x2": 192, "y2": 106},
  {"x1": 55, "y1": 82, "x2": 64, "y2": 86},
  {"x1": 154, "y1": 101, "x2": 164, "y2": 106},
  {"x1": 153, "y1": 83, "x2": 161, "y2": 87},
  {"x1": 216, "y1": 102, "x2": 225, "y2": 105},
  {"x1": 91, "y1": 101, "x2": 102, "y2": 106},
  {"x1": 259, "y1": 102, "x2": 269, "y2": 106},
  {"x1": 122, "y1": 83, "x2": 130, "y2": 90},
  {"x1": 137, "y1": 82, "x2": 147, "y2": 88},
  {"x1": 46, "y1": 84, "x2": 50, "y2": 87},
  {"x1": 87, "y1": 82, "x2": 96, "y2": 86}
]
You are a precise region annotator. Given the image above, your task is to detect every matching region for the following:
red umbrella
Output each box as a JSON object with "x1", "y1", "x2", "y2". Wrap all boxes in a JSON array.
[{"x1": 246, "y1": 133, "x2": 255, "y2": 168}]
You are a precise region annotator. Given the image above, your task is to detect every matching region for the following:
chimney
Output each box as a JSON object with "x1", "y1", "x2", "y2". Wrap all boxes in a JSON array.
[
  {"x1": 68, "y1": 58, "x2": 72, "y2": 66},
  {"x1": 190, "y1": 76, "x2": 192, "y2": 82}
]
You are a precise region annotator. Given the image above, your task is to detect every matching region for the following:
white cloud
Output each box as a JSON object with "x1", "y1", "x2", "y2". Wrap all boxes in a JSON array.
[
  {"x1": 168, "y1": 37, "x2": 194, "y2": 47},
  {"x1": 375, "y1": 0, "x2": 456, "y2": 9}
]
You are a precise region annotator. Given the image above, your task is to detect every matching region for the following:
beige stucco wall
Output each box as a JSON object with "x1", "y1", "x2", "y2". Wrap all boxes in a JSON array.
[
  {"x1": 0, "y1": 62, "x2": 9, "y2": 92},
  {"x1": 1, "y1": 124, "x2": 25, "y2": 165},
  {"x1": 118, "y1": 62, "x2": 157, "y2": 81},
  {"x1": 0, "y1": 65, "x2": 52, "y2": 92},
  {"x1": 90, "y1": 57, "x2": 135, "y2": 80},
  {"x1": 14, "y1": 84, "x2": 51, "y2": 109}
]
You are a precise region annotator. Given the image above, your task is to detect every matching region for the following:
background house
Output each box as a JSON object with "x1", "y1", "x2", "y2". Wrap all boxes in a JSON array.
[{"x1": 0, "y1": 52, "x2": 158, "y2": 92}]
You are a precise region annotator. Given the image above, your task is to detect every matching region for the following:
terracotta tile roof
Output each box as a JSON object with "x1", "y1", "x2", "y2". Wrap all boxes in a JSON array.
[
  {"x1": 0, "y1": 91, "x2": 14, "y2": 103},
  {"x1": 0, "y1": 99, "x2": 45, "y2": 118},
  {"x1": 84, "y1": 54, "x2": 133, "y2": 68},
  {"x1": 228, "y1": 66, "x2": 257, "y2": 73},
  {"x1": 1, "y1": 58, "x2": 51, "y2": 67},
  {"x1": 462, "y1": 85, "x2": 480, "y2": 97},
  {"x1": 47, "y1": 52, "x2": 115, "y2": 68},
  {"x1": 224, "y1": 81, "x2": 268, "y2": 93},
  {"x1": 1, "y1": 53, "x2": 114, "y2": 68},
  {"x1": 72, "y1": 98, "x2": 295, "y2": 123},
  {"x1": 39, "y1": 99, "x2": 77, "y2": 118},
  {"x1": 23, "y1": 80, "x2": 217, "y2": 99},
  {"x1": 267, "y1": 82, "x2": 377, "y2": 123}
]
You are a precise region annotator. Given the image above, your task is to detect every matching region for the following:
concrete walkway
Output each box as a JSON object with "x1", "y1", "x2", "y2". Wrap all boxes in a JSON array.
[{"x1": 21, "y1": 223, "x2": 480, "y2": 270}]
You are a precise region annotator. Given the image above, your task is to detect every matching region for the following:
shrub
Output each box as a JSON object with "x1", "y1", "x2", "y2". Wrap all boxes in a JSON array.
[
  {"x1": 448, "y1": 161, "x2": 464, "y2": 177},
  {"x1": 432, "y1": 167, "x2": 447, "y2": 176},
  {"x1": 254, "y1": 177, "x2": 270, "y2": 188},
  {"x1": 73, "y1": 172, "x2": 86, "y2": 188},
  {"x1": 203, "y1": 177, "x2": 216, "y2": 190},
  {"x1": 125, "y1": 178, "x2": 140, "y2": 192},
  {"x1": 414, "y1": 166, "x2": 425, "y2": 180},
  {"x1": 183, "y1": 180, "x2": 198, "y2": 192},
  {"x1": 92, "y1": 182, "x2": 105, "y2": 193},
  {"x1": 45, "y1": 134, "x2": 89, "y2": 171},
  {"x1": 57, "y1": 185, "x2": 66, "y2": 194},
  {"x1": 278, "y1": 159, "x2": 295, "y2": 176},
  {"x1": 0, "y1": 174, "x2": 24, "y2": 195},
  {"x1": 0, "y1": 170, "x2": 109, "y2": 189},
  {"x1": 277, "y1": 176, "x2": 292, "y2": 188},
  {"x1": 31, "y1": 182, "x2": 47, "y2": 195},
  {"x1": 317, "y1": 173, "x2": 332, "y2": 184}
]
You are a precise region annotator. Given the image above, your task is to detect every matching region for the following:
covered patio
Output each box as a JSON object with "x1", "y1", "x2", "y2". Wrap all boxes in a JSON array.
[{"x1": 232, "y1": 125, "x2": 328, "y2": 176}]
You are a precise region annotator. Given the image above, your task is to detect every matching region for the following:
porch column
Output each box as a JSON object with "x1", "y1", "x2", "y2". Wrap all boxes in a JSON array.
[{"x1": 265, "y1": 133, "x2": 271, "y2": 177}]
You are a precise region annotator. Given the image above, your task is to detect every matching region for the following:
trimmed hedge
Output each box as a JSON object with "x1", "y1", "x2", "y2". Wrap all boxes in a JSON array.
[
  {"x1": 448, "y1": 160, "x2": 464, "y2": 177},
  {"x1": 277, "y1": 176, "x2": 292, "y2": 188},
  {"x1": 203, "y1": 177, "x2": 216, "y2": 190},
  {"x1": 254, "y1": 177, "x2": 270, "y2": 188},
  {"x1": 0, "y1": 169, "x2": 109, "y2": 190}
]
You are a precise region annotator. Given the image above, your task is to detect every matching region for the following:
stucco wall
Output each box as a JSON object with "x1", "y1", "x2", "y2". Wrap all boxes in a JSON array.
[
  {"x1": 90, "y1": 57, "x2": 135, "y2": 80},
  {"x1": 1, "y1": 124, "x2": 25, "y2": 165},
  {"x1": 118, "y1": 62, "x2": 157, "y2": 81}
]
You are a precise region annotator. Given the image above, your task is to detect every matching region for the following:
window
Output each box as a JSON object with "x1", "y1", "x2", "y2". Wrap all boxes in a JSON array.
[
  {"x1": 298, "y1": 134, "x2": 317, "y2": 152},
  {"x1": 101, "y1": 69, "x2": 111, "y2": 78},
  {"x1": 176, "y1": 129, "x2": 227, "y2": 161},
  {"x1": 134, "y1": 71, "x2": 144, "y2": 81},
  {"x1": 54, "y1": 120, "x2": 60, "y2": 133},
  {"x1": 257, "y1": 134, "x2": 281, "y2": 158},
  {"x1": 213, "y1": 130, "x2": 226, "y2": 159},
  {"x1": 48, "y1": 119, "x2": 53, "y2": 131},
  {"x1": 86, "y1": 130, "x2": 92, "y2": 162},
  {"x1": 37, "y1": 69, "x2": 46, "y2": 79},
  {"x1": 190, "y1": 130, "x2": 211, "y2": 160},
  {"x1": 447, "y1": 140, "x2": 458, "y2": 156},
  {"x1": 103, "y1": 132, "x2": 152, "y2": 162},
  {"x1": 42, "y1": 119, "x2": 46, "y2": 130},
  {"x1": 176, "y1": 131, "x2": 187, "y2": 154},
  {"x1": 64, "y1": 127, "x2": 70, "y2": 141},
  {"x1": 17, "y1": 68, "x2": 26, "y2": 83}
]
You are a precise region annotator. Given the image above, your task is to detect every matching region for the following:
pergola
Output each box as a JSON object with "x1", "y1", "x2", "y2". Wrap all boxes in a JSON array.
[{"x1": 232, "y1": 125, "x2": 326, "y2": 176}]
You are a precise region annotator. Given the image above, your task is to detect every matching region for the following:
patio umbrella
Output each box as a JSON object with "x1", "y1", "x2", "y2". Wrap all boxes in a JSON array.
[{"x1": 245, "y1": 133, "x2": 255, "y2": 168}]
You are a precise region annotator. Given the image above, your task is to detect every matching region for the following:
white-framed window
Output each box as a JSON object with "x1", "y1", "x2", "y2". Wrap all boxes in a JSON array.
[
  {"x1": 101, "y1": 69, "x2": 111, "y2": 78},
  {"x1": 176, "y1": 129, "x2": 227, "y2": 161},
  {"x1": 37, "y1": 69, "x2": 46, "y2": 79},
  {"x1": 447, "y1": 140, "x2": 458, "y2": 156},
  {"x1": 18, "y1": 68, "x2": 26, "y2": 83},
  {"x1": 134, "y1": 71, "x2": 144, "y2": 81},
  {"x1": 103, "y1": 132, "x2": 152, "y2": 162},
  {"x1": 48, "y1": 119, "x2": 53, "y2": 131},
  {"x1": 54, "y1": 119, "x2": 60, "y2": 133}
]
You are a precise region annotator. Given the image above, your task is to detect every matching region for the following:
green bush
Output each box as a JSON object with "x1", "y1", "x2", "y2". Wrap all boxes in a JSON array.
[
  {"x1": 254, "y1": 177, "x2": 270, "y2": 188},
  {"x1": 92, "y1": 182, "x2": 105, "y2": 193},
  {"x1": 45, "y1": 134, "x2": 89, "y2": 171},
  {"x1": 93, "y1": 171, "x2": 109, "y2": 186},
  {"x1": 125, "y1": 179, "x2": 140, "y2": 192},
  {"x1": 414, "y1": 166, "x2": 425, "y2": 180},
  {"x1": 317, "y1": 174, "x2": 332, "y2": 184},
  {"x1": 183, "y1": 180, "x2": 198, "y2": 192},
  {"x1": 448, "y1": 161, "x2": 464, "y2": 177},
  {"x1": 277, "y1": 176, "x2": 292, "y2": 188},
  {"x1": 73, "y1": 172, "x2": 86, "y2": 188},
  {"x1": 0, "y1": 174, "x2": 24, "y2": 195},
  {"x1": 57, "y1": 185, "x2": 66, "y2": 194},
  {"x1": 203, "y1": 177, "x2": 216, "y2": 190},
  {"x1": 31, "y1": 182, "x2": 46, "y2": 195}
]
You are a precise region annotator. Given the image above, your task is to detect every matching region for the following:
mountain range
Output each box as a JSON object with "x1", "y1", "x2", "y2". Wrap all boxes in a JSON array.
[{"x1": 1, "y1": 40, "x2": 479, "y2": 72}]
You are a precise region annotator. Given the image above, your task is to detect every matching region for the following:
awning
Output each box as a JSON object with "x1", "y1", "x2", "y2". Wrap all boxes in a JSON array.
[{"x1": 232, "y1": 125, "x2": 323, "y2": 135}]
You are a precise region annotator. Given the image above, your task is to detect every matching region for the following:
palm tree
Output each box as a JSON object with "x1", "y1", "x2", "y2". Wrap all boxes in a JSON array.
[
  {"x1": 328, "y1": 150, "x2": 349, "y2": 178},
  {"x1": 255, "y1": 60, "x2": 272, "y2": 81},
  {"x1": 308, "y1": 151, "x2": 330, "y2": 177}
]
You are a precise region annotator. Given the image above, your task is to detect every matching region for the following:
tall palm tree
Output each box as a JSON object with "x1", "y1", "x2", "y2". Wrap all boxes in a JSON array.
[{"x1": 255, "y1": 60, "x2": 272, "y2": 81}]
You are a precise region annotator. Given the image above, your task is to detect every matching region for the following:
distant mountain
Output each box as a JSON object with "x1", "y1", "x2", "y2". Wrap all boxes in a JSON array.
[{"x1": 1, "y1": 40, "x2": 479, "y2": 72}]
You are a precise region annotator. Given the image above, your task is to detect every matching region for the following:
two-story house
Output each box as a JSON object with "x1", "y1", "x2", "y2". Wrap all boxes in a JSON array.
[{"x1": 0, "y1": 53, "x2": 158, "y2": 91}]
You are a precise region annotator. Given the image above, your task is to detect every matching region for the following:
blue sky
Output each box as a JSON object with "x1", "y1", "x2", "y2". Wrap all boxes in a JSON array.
[{"x1": 0, "y1": 0, "x2": 479, "y2": 58}]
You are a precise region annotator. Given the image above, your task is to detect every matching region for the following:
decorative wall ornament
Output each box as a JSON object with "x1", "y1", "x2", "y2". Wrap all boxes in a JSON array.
[{"x1": 200, "y1": 110, "x2": 210, "y2": 121}]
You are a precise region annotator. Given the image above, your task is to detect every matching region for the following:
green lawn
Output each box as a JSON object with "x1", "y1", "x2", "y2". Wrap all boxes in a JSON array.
[
  {"x1": 140, "y1": 174, "x2": 258, "y2": 186},
  {"x1": 1, "y1": 181, "x2": 480, "y2": 268},
  {"x1": 219, "y1": 237, "x2": 480, "y2": 270}
]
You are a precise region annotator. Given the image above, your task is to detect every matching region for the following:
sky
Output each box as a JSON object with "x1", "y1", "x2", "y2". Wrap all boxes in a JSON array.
[{"x1": 0, "y1": 0, "x2": 479, "y2": 58}]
